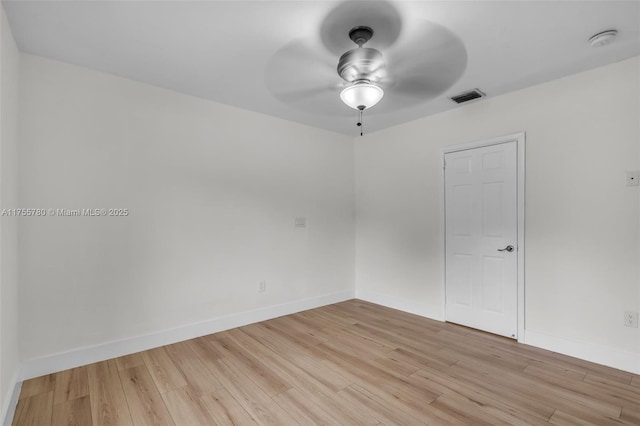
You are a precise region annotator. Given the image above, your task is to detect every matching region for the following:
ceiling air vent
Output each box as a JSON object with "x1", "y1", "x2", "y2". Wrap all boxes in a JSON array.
[{"x1": 450, "y1": 89, "x2": 486, "y2": 104}]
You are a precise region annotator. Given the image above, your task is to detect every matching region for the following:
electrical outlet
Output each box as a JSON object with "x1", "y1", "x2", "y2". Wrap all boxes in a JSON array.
[
  {"x1": 624, "y1": 311, "x2": 638, "y2": 328},
  {"x1": 258, "y1": 280, "x2": 266, "y2": 293}
]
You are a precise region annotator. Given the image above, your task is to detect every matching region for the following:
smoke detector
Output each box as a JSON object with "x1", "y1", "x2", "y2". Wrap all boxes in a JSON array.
[{"x1": 589, "y1": 30, "x2": 618, "y2": 48}]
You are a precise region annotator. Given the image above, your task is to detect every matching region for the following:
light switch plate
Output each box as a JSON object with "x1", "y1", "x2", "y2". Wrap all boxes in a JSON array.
[{"x1": 626, "y1": 171, "x2": 640, "y2": 186}]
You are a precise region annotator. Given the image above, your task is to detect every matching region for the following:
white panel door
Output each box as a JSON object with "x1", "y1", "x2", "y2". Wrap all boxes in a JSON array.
[{"x1": 445, "y1": 141, "x2": 518, "y2": 338}]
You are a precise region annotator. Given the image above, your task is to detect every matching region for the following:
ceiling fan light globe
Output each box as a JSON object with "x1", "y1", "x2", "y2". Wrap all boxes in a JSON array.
[{"x1": 340, "y1": 82, "x2": 384, "y2": 110}]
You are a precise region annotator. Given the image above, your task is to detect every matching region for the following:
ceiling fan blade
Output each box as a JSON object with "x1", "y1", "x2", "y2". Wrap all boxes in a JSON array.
[
  {"x1": 386, "y1": 20, "x2": 468, "y2": 103},
  {"x1": 266, "y1": 38, "x2": 335, "y2": 78},
  {"x1": 265, "y1": 38, "x2": 346, "y2": 115},
  {"x1": 391, "y1": 74, "x2": 457, "y2": 100},
  {"x1": 319, "y1": 0, "x2": 402, "y2": 55},
  {"x1": 274, "y1": 86, "x2": 336, "y2": 103}
]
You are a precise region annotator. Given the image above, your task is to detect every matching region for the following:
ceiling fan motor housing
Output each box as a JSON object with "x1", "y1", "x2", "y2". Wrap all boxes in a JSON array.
[
  {"x1": 337, "y1": 26, "x2": 386, "y2": 83},
  {"x1": 337, "y1": 47, "x2": 385, "y2": 82}
]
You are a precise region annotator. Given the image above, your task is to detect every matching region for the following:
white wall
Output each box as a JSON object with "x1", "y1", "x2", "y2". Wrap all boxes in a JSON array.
[
  {"x1": 8, "y1": 33, "x2": 640, "y2": 386},
  {"x1": 17, "y1": 54, "x2": 355, "y2": 364},
  {"x1": 0, "y1": 5, "x2": 20, "y2": 423},
  {"x1": 355, "y1": 57, "x2": 640, "y2": 372}
]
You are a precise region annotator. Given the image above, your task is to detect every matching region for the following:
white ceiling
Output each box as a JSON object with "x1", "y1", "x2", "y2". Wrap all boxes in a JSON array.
[{"x1": 4, "y1": 0, "x2": 639, "y2": 136}]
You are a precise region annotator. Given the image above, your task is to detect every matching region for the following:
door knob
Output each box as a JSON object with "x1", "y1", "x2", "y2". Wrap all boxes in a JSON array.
[{"x1": 498, "y1": 245, "x2": 514, "y2": 252}]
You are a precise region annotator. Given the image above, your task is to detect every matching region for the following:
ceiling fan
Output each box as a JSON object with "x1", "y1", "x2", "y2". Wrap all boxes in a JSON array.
[
  {"x1": 337, "y1": 25, "x2": 386, "y2": 134},
  {"x1": 265, "y1": 1, "x2": 468, "y2": 135}
]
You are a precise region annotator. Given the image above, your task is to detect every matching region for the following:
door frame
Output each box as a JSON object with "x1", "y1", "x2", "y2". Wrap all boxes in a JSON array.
[{"x1": 442, "y1": 132, "x2": 526, "y2": 342}]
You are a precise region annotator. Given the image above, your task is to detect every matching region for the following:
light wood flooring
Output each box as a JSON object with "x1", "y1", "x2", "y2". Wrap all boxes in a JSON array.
[{"x1": 12, "y1": 299, "x2": 640, "y2": 425}]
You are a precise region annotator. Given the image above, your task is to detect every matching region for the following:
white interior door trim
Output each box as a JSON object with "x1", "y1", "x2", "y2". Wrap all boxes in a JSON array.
[{"x1": 442, "y1": 132, "x2": 526, "y2": 342}]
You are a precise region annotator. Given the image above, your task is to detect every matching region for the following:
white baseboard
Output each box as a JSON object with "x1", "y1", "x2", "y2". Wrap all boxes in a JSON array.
[
  {"x1": 356, "y1": 289, "x2": 444, "y2": 321},
  {"x1": 1, "y1": 371, "x2": 21, "y2": 426},
  {"x1": 19, "y1": 290, "x2": 355, "y2": 381},
  {"x1": 524, "y1": 330, "x2": 639, "y2": 374}
]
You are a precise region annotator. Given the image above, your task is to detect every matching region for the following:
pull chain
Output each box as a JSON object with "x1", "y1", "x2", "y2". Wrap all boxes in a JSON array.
[{"x1": 357, "y1": 106, "x2": 365, "y2": 136}]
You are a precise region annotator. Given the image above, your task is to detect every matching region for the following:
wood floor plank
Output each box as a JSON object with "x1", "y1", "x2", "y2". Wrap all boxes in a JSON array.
[
  {"x1": 250, "y1": 351, "x2": 378, "y2": 425},
  {"x1": 318, "y1": 355, "x2": 446, "y2": 424},
  {"x1": 287, "y1": 310, "x2": 343, "y2": 337},
  {"x1": 185, "y1": 336, "x2": 226, "y2": 373},
  {"x1": 385, "y1": 346, "x2": 457, "y2": 372},
  {"x1": 430, "y1": 392, "x2": 512, "y2": 426},
  {"x1": 11, "y1": 300, "x2": 640, "y2": 425},
  {"x1": 322, "y1": 324, "x2": 398, "y2": 359},
  {"x1": 161, "y1": 385, "x2": 213, "y2": 426},
  {"x1": 226, "y1": 325, "x2": 352, "y2": 395},
  {"x1": 344, "y1": 302, "x2": 447, "y2": 336},
  {"x1": 272, "y1": 388, "x2": 342, "y2": 425},
  {"x1": 410, "y1": 367, "x2": 551, "y2": 425},
  {"x1": 164, "y1": 341, "x2": 223, "y2": 396},
  {"x1": 226, "y1": 329, "x2": 377, "y2": 425},
  {"x1": 141, "y1": 347, "x2": 187, "y2": 394},
  {"x1": 269, "y1": 314, "x2": 331, "y2": 343},
  {"x1": 620, "y1": 404, "x2": 640, "y2": 424},
  {"x1": 547, "y1": 409, "x2": 620, "y2": 426},
  {"x1": 251, "y1": 318, "x2": 328, "y2": 359},
  {"x1": 526, "y1": 361, "x2": 586, "y2": 382},
  {"x1": 12, "y1": 391, "x2": 54, "y2": 426},
  {"x1": 451, "y1": 358, "x2": 624, "y2": 422},
  {"x1": 53, "y1": 366, "x2": 89, "y2": 405},
  {"x1": 350, "y1": 321, "x2": 445, "y2": 358},
  {"x1": 287, "y1": 380, "x2": 380, "y2": 426},
  {"x1": 489, "y1": 342, "x2": 595, "y2": 381},
  {"x1": 420, "y1": 362, "x2": 558, "y2": 421},
  {"x1": 545, "y1": 352, "x2": 633, "y2": 384},
  {"x1": 437, "y1": 390, "x2": 544, "y2": 426},
  {"x1": 114, "y1": 352, "x2": 145, "y2": 371},
  {"x1": 86, "y1": 360, "x2": 133, "y2": 426},
  {"x1": 204, "y1": 357, "x2": 298, "y2": 425},
  {"x1": 51, "y1": 395, "x2": 92, "y2": 426},
  {"x1": 19, "y1": 374, "x2": 55, "y2": 400},
  {"x1": 315, "y1": 336, "x2": 442, "y2": 408},
  {"x1": 583, "y1": 372, "x2": 640, "y2": 406},
  {"x1": 199, "y1": 388, "x2": 258, "y2": 426},
  {"x1": 118, "y1": 365, "x2": 175, "y2": 426},
  {"x1": 336, "y1": 384, "x2": 427, "y2": 426},
  {"x1": 438, "y1": 338, "x2": 530, "y2": 373},
  {"x1": 240, "y1": 321, "x2": 329, "y2": 364},
  {"x1": 526, "y1": 362, "x2": 638, "y2": 410},
  {"x1": 205, "y1": 332, "x2": 291, "y2": 397},
  {"x1": 310, "y1": 305, "x2": 360, "y2": 328}
]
